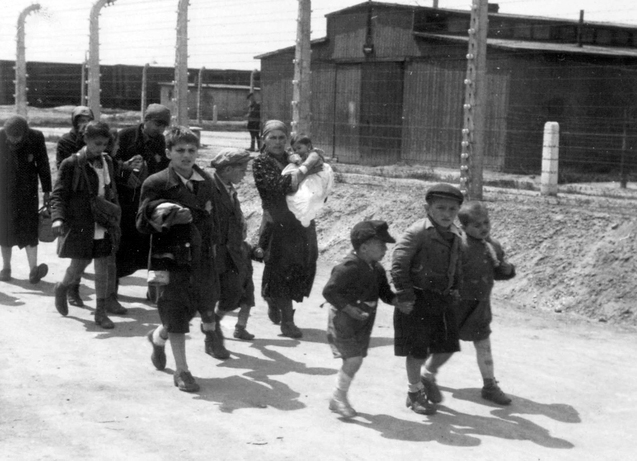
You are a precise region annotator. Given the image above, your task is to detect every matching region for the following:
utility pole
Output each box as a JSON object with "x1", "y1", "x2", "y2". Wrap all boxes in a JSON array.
[
  {"x1": 88, "y1": 0, "x2": 117, "y2": 119},
  {"x1": 291, "y1": 0, "x2": 312, "y2": 137},
  {"x1": 174, "y1": 0, "x2": 189, "y2": 127},
  {"x1": 141, "y1": 63, "x2": 149, "y2": 122},
  {"x1": 197, "y1": 67, "x2": 205, "y2": 124},
  {"x1": 15, "y1": 3, "x2": 41, "y2": 117},
  {"x1": 460, "y1": 0, "x2": 488, "y2": 200},
  {"x1": 81, "y1": 51, "x2": 88, "y2": 106}
]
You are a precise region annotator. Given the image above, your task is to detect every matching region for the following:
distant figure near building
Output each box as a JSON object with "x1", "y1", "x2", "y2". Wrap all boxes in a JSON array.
[{"x1": 246, "y1": 93, "x2": 261, "y2": 152}]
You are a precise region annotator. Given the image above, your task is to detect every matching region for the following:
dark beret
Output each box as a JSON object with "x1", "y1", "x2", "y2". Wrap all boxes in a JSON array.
[
  {"x1": 351, "y1": 220, "x2": 396, "y2": 248},
  {"x1": 425, "y1": 183, "x2": 464, "y2": 204},
  {"x1": 211, "y1": 148, "x2": 252, "y2": 169}
]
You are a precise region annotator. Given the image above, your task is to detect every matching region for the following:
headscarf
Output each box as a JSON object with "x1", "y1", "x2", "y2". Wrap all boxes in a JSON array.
[
  {"x1": 71, "y1": 106, "x2": 94, "y2": 130},
  {"x1": 3, "y1": 115, "x2": 29, "y2": 138},
  {"x1": 261, "y1": 120, "x2": 288, "y2": 139}
]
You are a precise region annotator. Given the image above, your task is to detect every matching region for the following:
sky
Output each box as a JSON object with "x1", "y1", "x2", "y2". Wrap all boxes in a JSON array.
[{"x1": 1, "y1": 0, "x2": 637, "y2": 71}]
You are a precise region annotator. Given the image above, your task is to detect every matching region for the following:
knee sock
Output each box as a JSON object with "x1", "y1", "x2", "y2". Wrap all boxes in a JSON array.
[
  {"x1": 335, "y1": 370, "x2": 353, "y2": 395},
  {"x1": 152, "y1": 326, "x2": 168, "y2": 346}
]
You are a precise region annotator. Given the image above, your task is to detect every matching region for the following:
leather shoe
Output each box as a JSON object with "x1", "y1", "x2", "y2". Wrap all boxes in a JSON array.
[
  {"x1": 147, "y1": 330, "x2": 167, "y2": 370},
  {"x1": 281, "y1": 321, "x2": 302, "y2": 339},
  {"x1": 106, "y1": 294, "x2": 127, "y2": 315},
  {"x1": 406, "y1": 391, "x2": 437, "y2": 415},
  {"x1": 329, "y1": 395, "x2": 357, "y2": 418},
  {"x1": 174, "y1": 371, "x2": 200, "y2": 392},
  {"x1": 267, "y1": 305, "x2": 281, "y2": 325},
  {"x1": 67, "y1": 284, "x2": 84, "y2": 307},
  {"x1": 54, "y1": 283, "x2": 69, "y2": 316},
  {"x1": 202, "y1": 324, "x2": 230, "y2": 360},
  {"x1": 29, "y1": 264, "x2": 48, "y2": 284},
  {"x1": 421, "y1": 376, "x2": 443, "y2": 403},
  {"x1": 233, "y1": 326, "x2": 255, "y2": 340}
]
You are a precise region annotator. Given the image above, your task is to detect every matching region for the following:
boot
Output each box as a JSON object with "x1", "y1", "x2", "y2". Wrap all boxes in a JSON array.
[
  {"x1": 54, "y1": 283, "x2": 69, "y2": 316},
  {"x1": 95, "y1": 298, "x2": 115, "y2": 329},
  {"x1": 234, "y1": 306, "x2": 255, "y2": 340},
  {"x1": 280, "y1": 305, "x2": 302, "y2": 339},
  {"x1": 202, "y1": 323, "x2": 230, "y2": 360},
  {"x1": 106, "y1": 293, "x2": 127, "y2": 315},
  {"x1": 67, "y1": 283, "x2": 84, "y2": 307}
]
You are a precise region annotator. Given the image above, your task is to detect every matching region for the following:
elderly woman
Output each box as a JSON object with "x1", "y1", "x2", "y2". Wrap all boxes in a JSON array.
[
  {"x1": 0, "y1": 115, "x2": 52, "y2": 283},
  {"x1": 252, "y1": 120, "x2": 321, "y2": 338}
]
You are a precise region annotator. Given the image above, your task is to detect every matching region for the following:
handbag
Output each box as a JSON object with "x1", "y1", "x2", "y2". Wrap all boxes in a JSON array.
[{"x1": 38, "y1": 206, "x2": 56, "y2": 243}]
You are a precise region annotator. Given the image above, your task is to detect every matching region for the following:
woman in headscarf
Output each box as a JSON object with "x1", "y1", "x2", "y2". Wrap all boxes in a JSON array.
[
  {"x1": 0, "y1": 115, "x2": 52, "y2": 283},
  {"x1": 252, "y1": 120, "x2": 322, "y2": 338}
]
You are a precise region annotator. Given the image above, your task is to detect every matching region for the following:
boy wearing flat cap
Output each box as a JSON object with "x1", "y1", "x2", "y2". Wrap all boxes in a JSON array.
[
  {"x1": 204, "y1": 148, "x2": 256, "y2": 360},
  {"x1": 391, "y1": 183, "x2": 464, "y2": 415},
  {"x1": 323, "y1": 220, "x2": 398, "y2": 418}
]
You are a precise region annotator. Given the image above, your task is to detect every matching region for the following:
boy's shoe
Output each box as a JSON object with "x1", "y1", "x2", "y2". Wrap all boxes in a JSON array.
[
  {"x1": 95, "y1": 310, "x2": 115, "y2": 329},
  {"x1": 67, "y1": 284, "x2": 84, "y2": 307},
  {"x1": 482, "y1": 382, "x2": 512, "y2": 406},
  {"x1": 174, "y1": 371, "x2": 200, "y2": 393},
  {"x1": 54, "y1": 283, "x2": 69, "y2": 316},
  {"x1": 233, "y1": 326, "x2": 255, "y2": 340},
  {"x1": 202, "y1": 325, "x2": 230, "y2": 360},
  {"x1": 268, "y1": 305, "x2": 281, "y2": 325},
  {"x1": 0, "y1": 268, "x2": 11, "y2": 281},
  {"x1": 106, "y1": 294, "x2": 127, "y2": 315},
  {"x1": 406, "y1": 391, "x2": 437, "y2": 415},
  {"x1": 281, "y1": 321, "x2": 302, "y2": 339},
  {"x1": 329, "y1": 395, "x2": 357, "y2": 418},
  {"x1": 421, "y1": 375, "x2": 443, "y2": 403},
  {"x1": 146, "y1": 330, "x2": 167, "y2": 370},
  {"x1": 29, "y1": 264, "x2": 48, "y2": 284}
]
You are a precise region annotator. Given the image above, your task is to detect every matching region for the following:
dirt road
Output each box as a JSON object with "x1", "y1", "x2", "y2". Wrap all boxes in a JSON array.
[{"x1": 1, "y1": 238, "x2": 635, "y2": 461}]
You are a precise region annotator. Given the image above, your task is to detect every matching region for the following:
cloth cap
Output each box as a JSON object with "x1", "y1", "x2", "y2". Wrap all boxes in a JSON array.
[
  {"x1": 3, "y1": 115, "x2": 29, "y2": 137},
  {"x1": 262, "y1": 119, "x2": 288, "y2": 139},
  {"x1": 425, "y1": 183, "x2": 464, "y2": 204},
  {"x1": 351, "y1": 220, "x2": 396, "y2": 248},
  {"x1": 144, "y1": 104, "x2": 171, "y2": 125},
  {"x1": 211, "y1": 148, "x2": 252, "y2": 169}
]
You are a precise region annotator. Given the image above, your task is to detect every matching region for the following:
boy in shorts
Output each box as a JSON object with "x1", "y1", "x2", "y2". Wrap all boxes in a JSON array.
[
  {"x1": 391, "y1": 183, "x2": 464, "y2": 415},
  {"x1": 323, "y1": 220, "x2": 397, "y2": 418},
  {"x1": 457, "y1": 201, "x2": 516, "y2": 405},
  {"x1": 137, "y1": 126, "x2": 218, "y2": 393}
]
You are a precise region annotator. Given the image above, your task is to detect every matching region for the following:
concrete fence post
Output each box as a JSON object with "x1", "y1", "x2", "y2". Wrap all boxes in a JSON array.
[
  {"x1": 541, "y1": 121, "x2": 559, "y2": 196},
  {"x1": 15, "y1": 3, "x2": 41, "y2": 117}
]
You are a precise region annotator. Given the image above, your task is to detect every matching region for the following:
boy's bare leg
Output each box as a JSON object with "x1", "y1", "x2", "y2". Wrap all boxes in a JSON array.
[
  {"x1": 168, "y1": 333, "x2": 189, "y2": 373},
  {"x1": 475, "y1": 337, "x2": 511, "y2": 405},
  {"x1": 474, "y1": 338, "x2": 494, "y2": 380}
]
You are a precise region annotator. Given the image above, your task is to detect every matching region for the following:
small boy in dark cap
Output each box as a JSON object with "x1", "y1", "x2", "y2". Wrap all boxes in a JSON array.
[
  {"x1": 204, "y1": 148, "x2": 256, "y2": 360},
  {"x1": 323, "y1": 220, "x2": 397, "y2": 418},
  {"x1": 391, "y1": 183, "x2": 464, "y2": 415}
]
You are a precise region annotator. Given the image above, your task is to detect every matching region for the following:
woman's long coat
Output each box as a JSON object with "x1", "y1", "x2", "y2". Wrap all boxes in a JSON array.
[{"x1": 0, "y1": 128, "x2": 52, "y2": 248}]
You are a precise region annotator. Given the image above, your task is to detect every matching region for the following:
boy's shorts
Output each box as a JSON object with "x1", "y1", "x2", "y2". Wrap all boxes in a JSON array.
[
  {"x1": 157, "y1": 264, "x2": 217, "y2": 334},
  {"x1": 456, "y1": 299, "x2": 492, "y2": 342},
  {"x1": 327, "y1": 304, "x2": 377, "y2": 359},
  {"x1": 393, "y1": 290, "x2": 460, "y2": 359}
]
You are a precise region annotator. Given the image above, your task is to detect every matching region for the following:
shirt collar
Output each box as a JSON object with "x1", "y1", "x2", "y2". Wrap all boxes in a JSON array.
[{"x1": 175, "y1": 169, "x2": 204, "y2": 186}]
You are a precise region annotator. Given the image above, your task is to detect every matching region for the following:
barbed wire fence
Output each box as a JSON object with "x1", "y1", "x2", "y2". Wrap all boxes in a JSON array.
[{"x1": 2, "y1": 0, "x2": 637, "y2": 192}]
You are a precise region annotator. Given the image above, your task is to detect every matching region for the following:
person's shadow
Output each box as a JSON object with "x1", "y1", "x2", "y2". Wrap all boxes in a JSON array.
[
  {"x1": 344, "y1": 386, "x2": 578, "y2": 449},
  {"x1": 192, "y1": 338, "x2": 336, "y2": 413}
]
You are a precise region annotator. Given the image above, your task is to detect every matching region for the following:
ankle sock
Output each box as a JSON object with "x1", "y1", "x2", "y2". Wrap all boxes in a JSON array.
[
  {"x1": 408, "y1": 381, "x2": 424, "y2": 394},
  {"x1": 153, "y1": 328, "x2": 167, "y2": 346},
  {"x1": 336, "y1": 370, "x2": 353, "y2": 393}
]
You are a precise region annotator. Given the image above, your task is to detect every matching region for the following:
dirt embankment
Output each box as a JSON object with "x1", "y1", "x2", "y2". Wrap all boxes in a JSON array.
[{"x1": 237, "y1": 172, "x2": 637, "y2": 327}]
